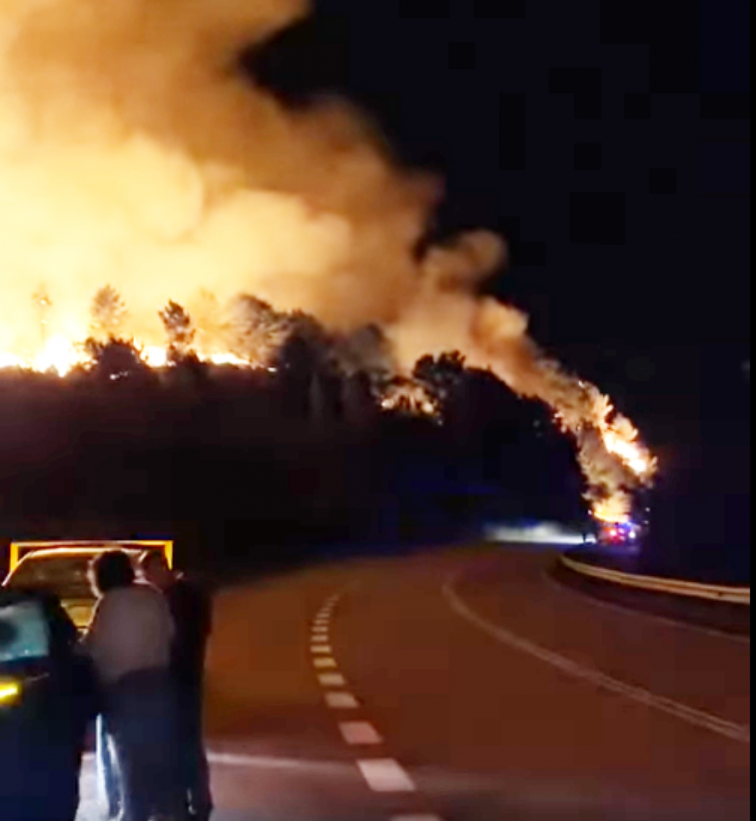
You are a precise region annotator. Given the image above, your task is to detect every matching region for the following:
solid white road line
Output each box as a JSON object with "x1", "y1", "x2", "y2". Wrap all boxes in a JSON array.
[
  {"x1": 325, "y1": 692, "x2": 360, "y2": 709},
  {"x1": 339, "y1": 721, "x2": 383, "y2": 746},
  {"x1": 318, "y1": 673, "x2": 347, "y2": 687},
  {"x1": 444, "y1": 575, "x2": 752, "y2": 746},
  {"x1": 313, "y1": 657, "x2": 338, "y2": 669},
  {"x1": 357, "y1": 759, "x2": 417, "y2": 793}
]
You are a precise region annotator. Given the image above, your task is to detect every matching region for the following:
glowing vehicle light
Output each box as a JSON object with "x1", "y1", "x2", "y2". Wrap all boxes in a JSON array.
[{"x1": 0, "y1": 681, "x2": 22, "y2": 705}]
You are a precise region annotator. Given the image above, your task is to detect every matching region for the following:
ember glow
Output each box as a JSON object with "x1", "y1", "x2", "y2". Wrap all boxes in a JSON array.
[
  {"x1": 0, "y1": 0, "x2": 657, "y2": 524},
  {"x1": 380, "y1": 380, "x2": 439, "y2": 419}
]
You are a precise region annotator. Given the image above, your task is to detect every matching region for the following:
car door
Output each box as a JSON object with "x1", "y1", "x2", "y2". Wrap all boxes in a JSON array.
[{"x1": 0, "y1": 590, "x2": 84, "y2": 821}]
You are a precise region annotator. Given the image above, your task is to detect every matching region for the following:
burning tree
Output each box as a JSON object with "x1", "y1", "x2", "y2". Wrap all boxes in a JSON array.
[
  {"x1": 230, "y1": 296, "x2": 290, "y2": 365},
  {"x1": 333, "y1": 325, "x2": 395, "y2": 388},
  {"x1": 90, "y1": 286, "x2": 128, "y2": 339},
  {"x1": 380, "y1": 377, "x2": 440, "y2": 420},
  {"x1": 83, "y1": 337, "x2": 150, "y2": 382},
  {"x1": 190, "y1": 290, "x2": 225, "y2": 354},
  {"x1": 414, "y1": 352, "x2": 467, "y2": 407},
  {"x1": 160, "y1": 301, "x2": 196, "y2": 361}
]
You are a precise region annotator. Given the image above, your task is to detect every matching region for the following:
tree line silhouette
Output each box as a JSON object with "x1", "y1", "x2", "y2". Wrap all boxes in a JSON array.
[{"x1": 0, "y1": 296, "x2": 585, "y2": 576}]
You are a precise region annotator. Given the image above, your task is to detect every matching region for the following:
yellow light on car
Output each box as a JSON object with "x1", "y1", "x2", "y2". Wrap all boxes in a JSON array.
[{"x1": 0, "y1": 680, "x2": 22, "y2": 706}]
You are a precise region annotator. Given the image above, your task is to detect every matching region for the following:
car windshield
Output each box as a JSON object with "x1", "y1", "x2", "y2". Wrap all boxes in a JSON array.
[
  {"x1": 8, "y1": 557, "x2": 95, "y2": 600},
  {"x1": 0, "y1": 599, "x2": 51, "y2": 664}
]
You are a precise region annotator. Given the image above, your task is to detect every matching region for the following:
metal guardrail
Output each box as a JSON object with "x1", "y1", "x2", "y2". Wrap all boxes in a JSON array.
[{"x1": 561, "y1": 553, "x2": 751, "y2": 605}]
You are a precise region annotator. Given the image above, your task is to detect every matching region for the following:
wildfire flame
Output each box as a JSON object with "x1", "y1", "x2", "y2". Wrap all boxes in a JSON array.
[
  {"x1": 0, "y1": 336, "x2": 252, "y2": 376},
  {"x1": 0, "y1": 0, "x2": 657, "y2": 526},
  {"x1": 380, "y1": 380, "x2": 439, "y2": 419},
  {"x1": 594, "y1": 397, "x2": 657, "y2": 482},
  {"x1": 592, "y1": 498, "x2": 633, "y2": 525}
]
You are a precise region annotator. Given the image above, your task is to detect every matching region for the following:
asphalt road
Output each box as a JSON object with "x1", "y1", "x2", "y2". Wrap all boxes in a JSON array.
[{"x1": 77, "y1": 546, "x2": 751, "y2": 821}]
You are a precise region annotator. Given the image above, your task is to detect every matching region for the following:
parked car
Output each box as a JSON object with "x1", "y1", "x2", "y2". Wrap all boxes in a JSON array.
[
  {"x1": 4, "y1": 541, "x2": 174, "y2": 631},
  {"x1": 0, "y1": 588, "x2": 92, "y2": 821}
]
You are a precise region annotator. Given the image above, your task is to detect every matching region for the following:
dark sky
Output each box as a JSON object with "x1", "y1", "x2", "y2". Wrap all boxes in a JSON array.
[{"x1": 249, "y1": 0, "x2": 750, "y2": 437}]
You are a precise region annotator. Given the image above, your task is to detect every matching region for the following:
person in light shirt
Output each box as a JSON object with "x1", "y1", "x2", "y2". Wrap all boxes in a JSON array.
[{"x1": 82, "y1": 550, "x2": 185, "y2": 821}]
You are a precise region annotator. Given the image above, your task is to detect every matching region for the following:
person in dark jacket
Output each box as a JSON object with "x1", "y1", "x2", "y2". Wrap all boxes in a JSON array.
[{"x1": 140, "y1": 551, "x2": 213, "y2": 821}]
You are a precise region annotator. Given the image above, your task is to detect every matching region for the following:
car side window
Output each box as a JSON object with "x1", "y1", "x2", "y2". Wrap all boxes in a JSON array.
[{"x1": 0, "y1": 600, "x2": 52, "y2": 665}]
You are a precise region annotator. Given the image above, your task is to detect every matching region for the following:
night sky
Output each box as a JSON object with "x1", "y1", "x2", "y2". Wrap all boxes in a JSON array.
[{"x1": 249, "y1": 0, "x2": 750, "y2": 564}]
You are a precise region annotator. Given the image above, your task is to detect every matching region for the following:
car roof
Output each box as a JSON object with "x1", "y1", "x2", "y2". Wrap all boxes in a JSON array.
[{"x1": 17, "y1": 547, "x2": 142, "y2": 562}]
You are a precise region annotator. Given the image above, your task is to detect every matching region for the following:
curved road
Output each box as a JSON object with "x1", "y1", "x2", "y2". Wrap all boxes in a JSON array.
[{"x1": 78, "y1": 546, "x2": 751, "y2": 820}]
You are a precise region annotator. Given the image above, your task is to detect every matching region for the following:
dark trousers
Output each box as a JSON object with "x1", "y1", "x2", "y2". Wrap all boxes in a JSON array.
[
  {"x1": 103, "y1": 669, "x2": 185, "y2": 821},
  {"x1": 177, "y1": 682, "x2": 213, "y2": 819}
]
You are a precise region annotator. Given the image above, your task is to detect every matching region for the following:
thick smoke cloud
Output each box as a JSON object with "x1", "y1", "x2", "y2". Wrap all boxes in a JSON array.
[{"x1": 0, "y1": 0, "x2": 655, "y2": 517}]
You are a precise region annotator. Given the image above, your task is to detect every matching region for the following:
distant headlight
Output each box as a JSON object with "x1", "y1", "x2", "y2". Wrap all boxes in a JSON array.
[{"x1": 0, "y1": 679, "x2": 22, "y2": 707}]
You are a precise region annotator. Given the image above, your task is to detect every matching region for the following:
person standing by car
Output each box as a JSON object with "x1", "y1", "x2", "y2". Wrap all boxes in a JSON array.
[
  {"x1": 139, "y1": 550, "x2": 214, "y2": 821},
  {"x1": 83, "y1": 550, "x2": 184, "y2": 821}
]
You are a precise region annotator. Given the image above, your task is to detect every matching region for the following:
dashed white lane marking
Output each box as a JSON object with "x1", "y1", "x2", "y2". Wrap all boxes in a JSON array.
[
  {"x1": 318, "y1": 673, "x2": 347, "y2": 687},
  {"x1": 325, "y1": 691, "x2": 360, "y2": 709},
  {"x1": 444, "y1": 575, "x2": 752, "y2": 746},
  {"x1": 313, "y1": 590, "x2": 444, "y2": 820},
  {"x1": 339, "y1": 721, "x2": 383, "y2": 746},
  {"x1": 357, "y1": 759, "x2": 417, "y2": 793}
]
